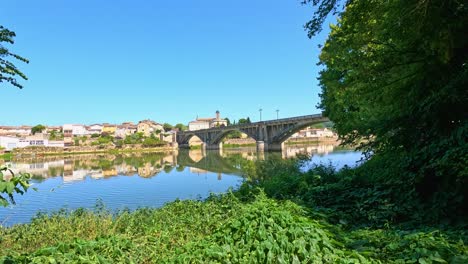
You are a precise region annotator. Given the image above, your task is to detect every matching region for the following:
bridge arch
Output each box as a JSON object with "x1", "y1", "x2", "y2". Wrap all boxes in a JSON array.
[
  {"x1": 211, "y1": 129, "x2": 257, "y2": 145},
  {"x1": 270, "y1": 120, "x2": 328, "y2": 144}
]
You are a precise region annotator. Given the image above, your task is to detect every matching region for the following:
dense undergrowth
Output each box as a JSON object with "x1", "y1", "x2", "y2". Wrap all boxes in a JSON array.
[{"x1": 1, "y1": 154, "x2": 467, "y2": 263}]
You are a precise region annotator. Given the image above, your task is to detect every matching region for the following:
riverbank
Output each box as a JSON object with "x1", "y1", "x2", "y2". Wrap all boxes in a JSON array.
[
  {"x1": 1, "y1": 156, "x2": 466, "y2": 262},
  {"x1": 9, "y1": 145, "x2": 176, "y2": 158}
]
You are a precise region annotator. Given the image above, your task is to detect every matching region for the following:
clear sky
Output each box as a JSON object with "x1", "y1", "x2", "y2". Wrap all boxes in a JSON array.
[{"x1": 1, "y1": 0, "x2": 332, "y2": 126}]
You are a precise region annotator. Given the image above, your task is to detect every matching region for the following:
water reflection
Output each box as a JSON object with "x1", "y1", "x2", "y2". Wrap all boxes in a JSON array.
[
  {"x1": 3, "y1": 143, "x2": 357, "y2": 182},
  {"x1": 0, "y1": 144, "x2": 360, "y2": 226}
]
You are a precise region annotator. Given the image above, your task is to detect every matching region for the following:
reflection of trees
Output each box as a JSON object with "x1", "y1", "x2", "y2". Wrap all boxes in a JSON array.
[
  {"x1": 8, "y1": 145, "x2": 340, "y2": 183},
  {"x1": 177, "y1": 150, "x2": 244, "y2": 175}
]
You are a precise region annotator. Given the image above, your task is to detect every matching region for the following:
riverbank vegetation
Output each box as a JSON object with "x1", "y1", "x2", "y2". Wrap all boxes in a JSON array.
[{"x1": 1, "y1": 157, "x2": 467, "y2": 262}]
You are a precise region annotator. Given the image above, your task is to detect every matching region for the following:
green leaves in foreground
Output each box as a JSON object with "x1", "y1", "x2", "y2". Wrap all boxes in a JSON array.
[
  {"x1": 1, "y1": 191, "x2": 466, "y2": 263},
  {"x1": 0, "y1": 166, "x2": 32, "y2": 207}
]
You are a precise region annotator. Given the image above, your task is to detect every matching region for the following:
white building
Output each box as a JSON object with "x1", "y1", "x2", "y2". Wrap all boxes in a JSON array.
[
  {"x1": 188, "y1": 111, "x2": 228, "y2": 131},
  {"x1": 0, "y1": 135, "x2": 64, "y2": 150},
  {"x1": 63, "y1": 124, "x2": 89, "y2": 137},
  {"x1": 0, "y1": 136, "x2": 20, "y2": 151},
  {"x1": 88, "y1": 124, "x2": 103, "y2": 135}
]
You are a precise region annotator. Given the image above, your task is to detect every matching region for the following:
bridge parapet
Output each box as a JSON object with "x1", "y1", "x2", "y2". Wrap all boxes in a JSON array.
[{"x1": 176, "y1": 114, "x2": 329, "y2": 151}]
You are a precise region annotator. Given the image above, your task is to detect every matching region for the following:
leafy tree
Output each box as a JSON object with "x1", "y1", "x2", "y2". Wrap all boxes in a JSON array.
[
  {"x1": 307, "y1": 0, "x2": 467, "y2": 217},
  {"x1": 0, "y1": 25, "x2": 31, "y2": 206},
  {"x1": 238, "y1": 118, "x2": 251, "y2": 125},
  {"x1": 163, "y1": 123, "x2": 173, "y2": 132},
  {"x1": 31, "y1": 124, "x2": 46, "y2": 135},
  {"x1": 0, "y1": 25, "x2": 29, "y2": 88},
  {"x1": 225, "y1": 117, "x2": 231, "y2": 126},
  {"x1": 174, "y1": 123, "x2": 187, "y2": 131}
]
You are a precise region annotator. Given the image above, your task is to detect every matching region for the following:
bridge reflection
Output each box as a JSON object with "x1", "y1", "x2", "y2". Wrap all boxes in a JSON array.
[{"x1": 2, "y1": 143, "x2": 342, "y2": 182}]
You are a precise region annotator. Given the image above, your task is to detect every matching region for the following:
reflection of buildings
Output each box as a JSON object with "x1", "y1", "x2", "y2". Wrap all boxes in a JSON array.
[
  {"x1": 283, "y1": 144, "x2": 336, "y2": 158},
  {"x1": 7, "y1": 152, "x2": 178, "y2": 182},
  {"x1": 137, "y1": 163, "x2": 162, "y2": 178},
  {"x1": 63, "y1": 169, "x2": 88, "y2": 183}
]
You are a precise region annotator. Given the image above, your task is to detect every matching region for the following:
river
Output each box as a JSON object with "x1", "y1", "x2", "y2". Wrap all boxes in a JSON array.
[{"x1": 0, "y1": 144, "x2": 362, "y2": 226}]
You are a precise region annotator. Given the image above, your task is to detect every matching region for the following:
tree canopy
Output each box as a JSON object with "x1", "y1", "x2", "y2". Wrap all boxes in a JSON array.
[
  {"x1": 308, "y1": 0, "x2": 467, "y2": 217},
  {"x1": 0, "y1": 25, "x2": 29, "y2": 89},
  {"x1": 31, "y1": 124, "x2": 46, "y2": 135}
]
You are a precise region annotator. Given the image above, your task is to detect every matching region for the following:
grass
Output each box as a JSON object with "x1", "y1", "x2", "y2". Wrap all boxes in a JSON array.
[
  {"x1": 1, "y1": 192, "x2": 466, "y2": 263},
  {"x1": 0, "y1": 156, "x2": 467, "y2": 262}
]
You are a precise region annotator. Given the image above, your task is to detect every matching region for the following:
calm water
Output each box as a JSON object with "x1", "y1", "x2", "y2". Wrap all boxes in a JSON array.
[{"x1": 0, "y1": 145, "x2": 362, "y2": 226}]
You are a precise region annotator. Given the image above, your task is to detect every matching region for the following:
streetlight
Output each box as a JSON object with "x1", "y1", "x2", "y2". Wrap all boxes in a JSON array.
[
  {"x1": 276, "y1": 109, "x2": 279, "y2": 120},
  {"x1": 259, "y1": 108, "x2": 263, "y2": 121}
]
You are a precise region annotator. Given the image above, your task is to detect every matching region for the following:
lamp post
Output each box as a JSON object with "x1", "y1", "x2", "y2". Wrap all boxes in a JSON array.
[
  {"x1": 276, "y1": 109, "x2": 279, "y2": 120},
  {"x1": 259, "y1": 108, "x2": 263, "y2": 121}
]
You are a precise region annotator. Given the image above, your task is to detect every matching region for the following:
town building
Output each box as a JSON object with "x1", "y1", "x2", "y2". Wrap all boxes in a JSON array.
[
  {"x1": 62, "y1": 124, "x2": 89, "y2": 137},
  {"x1": 290, "y1": 127, "x2": 336, "y2": 139},
  {"x1": 115, "y1": 123, "x2": 138, "y2": 138},
  {"x1": 102, "y1": 124, "x2": 117, "y2": 135},
  {"x1": 188, "y1": 111, "x2": 228, "y2": 131},
  {"x1": 88, "y1": 124, "x2": 103, "y2": 135},
  {"x1": 137, "y1": 120, "x2": 163, "y2": 137},
  {"x1": 0, "y1": 136, "x2": 20, "y2": 151}
]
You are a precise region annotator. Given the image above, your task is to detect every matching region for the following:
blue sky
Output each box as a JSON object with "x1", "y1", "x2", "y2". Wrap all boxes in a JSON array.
[{"x1": 1, "y1": 0, "x2": 332, "y2": 126}]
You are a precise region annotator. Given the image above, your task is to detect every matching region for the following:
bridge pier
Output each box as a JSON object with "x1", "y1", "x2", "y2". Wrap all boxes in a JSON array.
[
  {"x1": 256, "y1": 141, "x2": 265, "y2": 152},
  {"x1": 256, "y1": 141, "x2": 284, "y2": 152},
  {"x1": 267, "y1": 142, "x2": 284, "y2": 151}
]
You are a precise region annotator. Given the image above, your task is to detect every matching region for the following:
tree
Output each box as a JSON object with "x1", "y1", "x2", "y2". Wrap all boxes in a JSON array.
[
  {"x1": 174, "y1": 123, "x2": 187, "y2": 131},
  {"x1": 163, "y1": 123, "x2": 173, "y2": 132},
  {"x1": 0, "y1": 25, "x2": 31, "y2": 207},
  {"x1": 238, "y1": 117, "x2": 251, "y2": 125},
  {"x1": 31, "y1": 124, "x2": 46, "y2": 135},
  {"x1": 0, "y1": 25, "x2": 29, "y2": 89},
  {"x1": 225, "y1": 117, "x2": 231, "y2": 126},
  {"x1": 307, "y1": 0, "x2": 467, "y2": 216}
]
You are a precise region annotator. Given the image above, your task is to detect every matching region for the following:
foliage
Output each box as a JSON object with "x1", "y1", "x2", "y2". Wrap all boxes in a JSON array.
[
  {"x1": 123, "y1": 132, "x2": 144, "y2": 145},
  {"x1": 174, "y1": 123, "x2": 187, "y2": 131},
  {"x1": 91, "y1": 135, "x2": 113, "y2": 146},
  {"x1": 223, "y1": 130, "x2": 243, "y2": 140},
  {"x1": 31, "y1": 124, "x2": 45, "y2": 135},
  {"x1": 0, "y1": 25, "x2": 29, "y2": 89},
  {"x1": 142, "y1": 137, "x2": 165, "y2": 147},
  {"x1": 48, "y1": 130, "x2": 63, "y2": 140},
  {"x1": 0, "y1": 166, "x2": 32, "y2": 206},
  {"x1": 238, "y1": 117, "x2": 252, "y2": 124},
  {"x1": 248, "y1": 154, "x2": 467, "y2": 228},
  {"x1": 306, "y1": 0, "x2": 468, "y2": 229},
  {"x1": 163, "y1": 123, "x2": 173, "y2": 132},
  {"x1": 0, "y1": 189, "x2": 466, "y2": 262}
]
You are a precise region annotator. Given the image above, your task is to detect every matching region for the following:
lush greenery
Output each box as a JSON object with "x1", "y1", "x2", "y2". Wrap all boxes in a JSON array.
[
  {"x1": 305, "y1": 0, "x2": 467, "y2": 230},
  {"x1": 31, "y1": 124, "x2": 46, "y2": 135},
  {"x1": 1, "y1": 157, "x2": 467, "y2": 262},
  {"x1": 0, "y1": 25, "x2": 29, "y2": 89}
]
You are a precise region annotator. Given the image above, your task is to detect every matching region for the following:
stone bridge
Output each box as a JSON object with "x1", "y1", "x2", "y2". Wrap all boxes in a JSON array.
[{"x1": 176, "y1": 114, "x2": 329, "y2": 151}]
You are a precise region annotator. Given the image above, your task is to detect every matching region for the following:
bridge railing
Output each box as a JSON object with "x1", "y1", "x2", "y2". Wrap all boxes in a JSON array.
[{"x1": 178, "y1": 113, "x2": 326, "y2": 134}]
